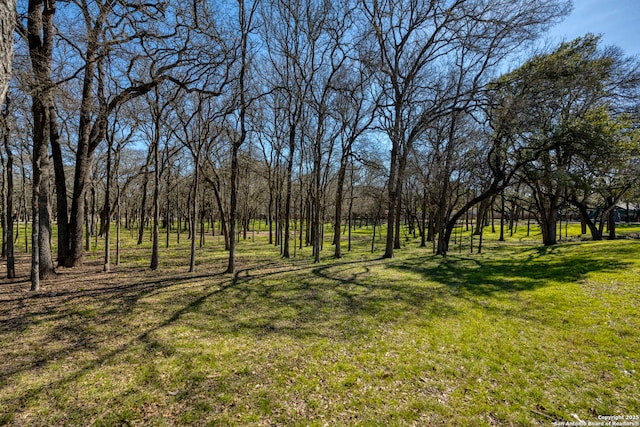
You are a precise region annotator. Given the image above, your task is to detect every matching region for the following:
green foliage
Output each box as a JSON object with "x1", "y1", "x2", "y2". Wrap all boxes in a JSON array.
[
  {"x1": 492, "y1": 34, "x2": 628, "y2": 154},
  {"x1": 488, "y1": 34, "x2": 640, "y2": 245}
]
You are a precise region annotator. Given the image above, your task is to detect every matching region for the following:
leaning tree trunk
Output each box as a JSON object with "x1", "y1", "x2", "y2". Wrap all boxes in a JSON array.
[
  {"x1": 570, "y1": 198, "x2": 602, "y2": 241},
  {"x1": 473, "y1": 197, "x2": 491, "y2": 236}
]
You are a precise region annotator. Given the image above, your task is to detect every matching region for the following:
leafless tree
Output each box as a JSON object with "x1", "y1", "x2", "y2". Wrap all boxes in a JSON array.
[
  {"x1": 331, "y1": 61, "x2": 377, "y2": 258},
  {"x1": 226, "y1": 0, "x2": 259, "y2": 273}
]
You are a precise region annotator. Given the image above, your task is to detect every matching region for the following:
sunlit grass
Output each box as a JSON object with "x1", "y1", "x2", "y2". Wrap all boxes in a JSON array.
[{"x1": 1, "y1": 220, "x2": 639, "y2": 425}]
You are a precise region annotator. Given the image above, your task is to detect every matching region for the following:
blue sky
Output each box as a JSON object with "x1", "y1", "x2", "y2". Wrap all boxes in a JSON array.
[{"x1": 548, "y1": 0, "x2": 639, "y2": 56}]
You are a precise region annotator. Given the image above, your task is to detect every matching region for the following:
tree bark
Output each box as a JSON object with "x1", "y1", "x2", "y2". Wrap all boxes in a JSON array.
[
  {"x1": 282, "y1": 123, "x2": 296, "y2": 259},
  {"x1": 150, "y1": 102, "x2": 160, "y2": 270},
  {"x1": 539, "y1": 205, "x2": 558, "y2": 246},
  {"x1": 606, "y1": 198, "x2": 617, "y2": 240},
  {"x1": 189, "y1": 158, "x2": 199, "y2": 273},
  {"x1": 226, "y1": 0, "x2": 254, "y2": 273},
  {"x1": 383, "y1": 121, "x2": 399, "y2": 259},
  {"x1": 38, "y1": 146, "x2": 55, "y2": 278},
  {"x1": 499, "y1": 193, "x2": 505, "y2": 242},
  {"x1": 65, "y1": 2, "x2": 164, "y2": 267},
  {"x1": 2, "y1": 104, "x2": 15, "y2": 278},
  {"x1": 49, "y1": 104, "x2": 69, "y2": 264},
  {"x1": 333, "y1": 155, "x2": 348, "y2": 259},
  {"x1": 569, "y1": 197, "x2": 602, "y2": 240},
  {"x1": 138, "y1": 154, "x2": 150, "y2": 245},
  {"x1": 103, "y1": 120, "x2": 114, "y2": 272},
  {"x1": 0, "y1": 0, "x2": 14, "y2": 106},
  {"x1": 27, "y1": 0, "x2": 57, "y2": 288}
]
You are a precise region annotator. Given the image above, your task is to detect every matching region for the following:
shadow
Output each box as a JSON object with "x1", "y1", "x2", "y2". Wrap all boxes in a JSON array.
[
  {"x1": 0, "y1": 241, "x2": 636, "y2": 424},
  {"x1": 390, "y1": 242, "x2": 630, "y2": 297}
]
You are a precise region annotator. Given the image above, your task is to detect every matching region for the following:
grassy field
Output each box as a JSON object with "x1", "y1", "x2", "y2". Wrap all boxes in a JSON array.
[{"x1": 1, "y1": 221, "x2": 639, "y2": 426}]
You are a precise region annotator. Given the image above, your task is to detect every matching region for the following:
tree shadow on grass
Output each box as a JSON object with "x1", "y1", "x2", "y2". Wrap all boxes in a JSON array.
[
  {"x1": 0, "y1": 242, "x2": 634, "y2": 424},
  {"x1": 0, "y1": 255, "x2": 458, "y2": 408},
  {"x1": 390, "y1": 243, "x2": 631, "y2": 297}
]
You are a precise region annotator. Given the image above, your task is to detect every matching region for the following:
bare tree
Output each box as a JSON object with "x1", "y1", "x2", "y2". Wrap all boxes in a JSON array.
[
  {"x1": 171, "y1": 93, "x2": 223, "y2": 272},
  {"x1": 58, "y1": 0, "x2": 185, "y2": 267},
  {"x1": 261, "y1": 0, "x2": 313, "y2": 259},
  {"x1": 332, "y1": 62, "x2": 377, "y2": 258},
  {"x1": 226, "y1": 0, "x2": 259, "y2": 273}
]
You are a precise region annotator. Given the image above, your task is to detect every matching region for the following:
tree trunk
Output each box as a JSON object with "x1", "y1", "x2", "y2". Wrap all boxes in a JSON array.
[
  {"x1": 91, "y1": 184, "x2": 96, "y2": 249},
  {"x1": 138, "y1": 158, "x2": 150, "y2": 245},
  {"x1": 84, "y1": 194, "x2": 90, "y2": 251},
  {"x1": 0, "y1": 126, "x2": 5, "y2": 258},
  {"x1": 0, "y1": 0, "x2": 14, "y2": 106},
  {"x1": 38, "y1": 148, "x2": 55, "y2": 279},
  {"x1": 30, "y1": 150, "x2": 41, "y2": 291},
  {"x1": 189, "y1": 157, "x2": 199, "y2": 273},
  {"x1": 347, "y1": 165, "x2": 355, "y2": 252},
  {"x1": 2, "y1": 105, "x2": 15, "y2": 278},
  {"x1": 570, "y1": 198, "x2": 602, "y2": 241},
  {"x1": 419, "y1": 191, "x2": 427, "y2": 248},
  {"x1": 103, "y1": 130, "x2": 113, "y2": 272},
  {"x1": 607, "y1": 205, "x2": 616, "y2": 240},
  {"x1": 333, "y1": 156, "x2": 347, "y2": 259},
  {"x1": 206, "y1": 173, "x2": 229, "y2": 251},
  {"x1": 165, "y1": 146, "x2": 171, "y2": 249},
  {"x1": 67, "y1": 151, "x2": 91, "y2": 265},
  {"x1": 473, "y1": 197, "x2": 490, "y2": 236},
  {"x1": 539, "y1": 206, "x2": 558, "y2": 246},
  {"x1": 267, "y1": 186, "x2": 273, "y2": 245},
  {"x1": 49, "y1": 104, "x2": 70, "y2": 264},
  {"x1": 27, "y1": 0, "x2": 58, "y2": 289},
  {"x1": 394, "y1": 189, "x2": 402, "y2": 250},
  {"x1": 20, "y1": 155, "x2": 27, "y2": 253},
  {"x1": 384, "y1": 136, "x2": 399, "y2": 258},
  {"x1": 227, "y1": 141, "x2": 238, "y2": 273},
  {"x1": 499, "y1": 193, "x2": 505, "y2": 242},
  {"x1": 150, "y1": 111, "x2": 160, "y2": 270},
  {"x1": 30, "y1": 96, "x2": 49, "y2": 289},
  {"x1": 282, "y1": 125, "x2": 295, "y2": 259}
]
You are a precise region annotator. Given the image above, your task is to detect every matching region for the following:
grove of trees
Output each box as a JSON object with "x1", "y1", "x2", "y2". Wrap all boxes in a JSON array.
[{"x1": 1, "y1": 0, "x2": 640, "y2": 290}]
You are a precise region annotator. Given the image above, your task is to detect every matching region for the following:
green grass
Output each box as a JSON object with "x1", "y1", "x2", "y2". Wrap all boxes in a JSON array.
[{"x1": 1, "y1": 221, "x2": 639, "y2": 425}]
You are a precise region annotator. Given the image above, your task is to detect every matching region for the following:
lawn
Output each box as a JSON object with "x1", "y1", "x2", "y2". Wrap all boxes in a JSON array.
[{"x1": 1, "y1": 222, "x2": 639, "y2": 426}]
